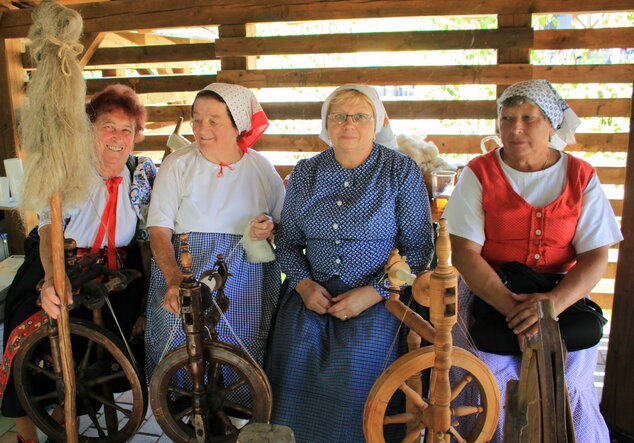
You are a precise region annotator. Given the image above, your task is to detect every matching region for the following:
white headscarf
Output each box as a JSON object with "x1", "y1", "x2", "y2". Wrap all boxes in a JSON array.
[
  {"x1": 498, "y1": 79, "x2": 580, "y2": 150},
  {"x1": 319, "y1": 84, "x2": 397, "y2": 149},
  {"x1": 200, "y1": 83, "x2": 269, "y2": 152}
]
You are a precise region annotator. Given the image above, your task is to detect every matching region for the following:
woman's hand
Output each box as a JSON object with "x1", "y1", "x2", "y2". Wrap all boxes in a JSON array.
[
  {"x1": 249, "y1": 214, "x2": 275, "y2": 241},
  {"x1": 40, "y1": 277, "x2": 73, "y2": 319},
  {"x1": 131, "y1": 315, "x2": 146, "y2": 336},
  {"x1": 296, "y1": 279, "x2": 333, "y2": 314},
  {"x1": 327, "y1": 286, "x2": 383, "y2": 320},
  {"x1": 506, "y1": 292, "x2": 550, "y2": 336},
  {"x1": 162, "y1": 283, "x2": 182, "y2": 315}
]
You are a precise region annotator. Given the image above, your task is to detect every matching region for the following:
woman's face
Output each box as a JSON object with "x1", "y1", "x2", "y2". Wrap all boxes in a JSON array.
[
  {"x1": 94, "y1": 108, "x2": 135, "y2": 174},
  {"x1": 327, "y1": 97, "x2": 375, "y2": 160},
  {"x1": 499, "y1": 102, "x2": 555, "y2": 157},
  {"x1": 191, "y1": 97, "x2": 239, "y2": 153}
]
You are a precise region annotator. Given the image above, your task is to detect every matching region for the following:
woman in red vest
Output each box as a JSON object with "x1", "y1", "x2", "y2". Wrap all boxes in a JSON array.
[{"x1": 444, "y1": 79, "x2": 622, "y2": 442}]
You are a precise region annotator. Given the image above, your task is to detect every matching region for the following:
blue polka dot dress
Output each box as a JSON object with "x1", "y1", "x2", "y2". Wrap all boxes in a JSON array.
[{"x1": 266, "y1": 144, "x2": 434, "y2": 442}]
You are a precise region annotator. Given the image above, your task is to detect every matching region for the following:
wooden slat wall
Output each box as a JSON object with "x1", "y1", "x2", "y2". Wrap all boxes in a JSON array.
[{"x1": 1, "y1": 0, "x2": 632, "y2": 302}]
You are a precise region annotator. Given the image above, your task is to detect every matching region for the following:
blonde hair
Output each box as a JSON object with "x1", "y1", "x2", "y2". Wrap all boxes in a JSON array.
[{"x1": 326, "y1": 89, "x2": 376, "y2": 118}]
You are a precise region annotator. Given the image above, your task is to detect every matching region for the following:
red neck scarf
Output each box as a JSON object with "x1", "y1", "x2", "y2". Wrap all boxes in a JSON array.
[{"x1": 91, "y1": 176, "x2": 122, "y2": 269}]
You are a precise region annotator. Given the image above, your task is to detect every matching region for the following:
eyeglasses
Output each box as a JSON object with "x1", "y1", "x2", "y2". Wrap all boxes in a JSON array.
[{"x1": 327, "y1": 113, "x2": 374, "y2": 125}]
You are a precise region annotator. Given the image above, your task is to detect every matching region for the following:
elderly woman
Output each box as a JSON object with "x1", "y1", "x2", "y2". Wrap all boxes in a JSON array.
[
  {"x1": 266, "y1": 84, "x2": 434, "y2": 442},
  {"x1": 0, "y1": 84, "x2": 155, "y2": 443},
  {"x1": 145, "y1": 83, "x2": 284, "y2": 400},
  {"x1": 444, "y1": 79, "x2": 622, "y2": 441}
]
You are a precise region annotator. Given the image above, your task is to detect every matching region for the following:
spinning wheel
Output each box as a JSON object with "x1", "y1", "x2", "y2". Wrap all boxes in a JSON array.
[
  {"x1": 364, "y1": 219, "x2": 500, "y2": 442},
  {"x1": 149, "y1": 341, "x2": 272, "y2": 442},
  {"x1": 365, "y1": 347, "x2": 498, "y2": 442},
  {"x1": 149, "y1": 234, "x2": 272, "y2": 442},
  {"x1": 13, "y1": 319, "x2": 147, "y2": 442}
]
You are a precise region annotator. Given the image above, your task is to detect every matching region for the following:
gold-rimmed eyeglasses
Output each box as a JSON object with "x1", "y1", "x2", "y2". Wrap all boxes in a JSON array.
[{"x1": 327, "y1": 113, "x2": 374, "y2": 125}]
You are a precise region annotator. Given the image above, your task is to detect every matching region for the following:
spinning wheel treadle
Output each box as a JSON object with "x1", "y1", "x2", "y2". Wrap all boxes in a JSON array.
[{"x1": 13, "y1": 319, "x2": 147, "y2": 443}]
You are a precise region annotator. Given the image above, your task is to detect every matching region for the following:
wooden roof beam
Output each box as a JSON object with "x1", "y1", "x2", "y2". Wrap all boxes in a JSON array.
[{"x1": 1, "y1": 0, "x2": 633, "y2": 38}]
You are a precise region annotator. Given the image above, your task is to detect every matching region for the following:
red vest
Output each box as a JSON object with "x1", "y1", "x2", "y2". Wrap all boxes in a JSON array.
[{"x1": 468, "y1": 150, "x2": 595, "y2": 273}]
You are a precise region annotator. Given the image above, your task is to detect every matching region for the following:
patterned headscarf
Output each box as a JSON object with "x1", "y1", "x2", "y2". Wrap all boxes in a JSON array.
[
  {"x1": 319, "y1": 84, "x2": 397, "y2": 149},
  {"x1": 498, "y1": 79, "x2": 580, "y2": 150},
  {"x1": 200, "y1": 83, "x2": 269, "y2": 152}
]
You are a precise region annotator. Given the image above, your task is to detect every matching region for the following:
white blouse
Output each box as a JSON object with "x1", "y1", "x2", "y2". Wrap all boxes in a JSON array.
[
  {"x1": 444, "y1": 149, "x2": 623, "y2": 254},
  {"x1": 147, "y1": 143, "x2": 285, "y2": 235},
  {"x1": 39, "y1": 166, "x2": 138, "y2": 249}
]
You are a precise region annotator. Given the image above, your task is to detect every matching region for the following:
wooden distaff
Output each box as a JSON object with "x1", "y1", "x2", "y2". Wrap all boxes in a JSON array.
[{"x1": 19, "y1": 1, "x2": 98, "y2": 441}]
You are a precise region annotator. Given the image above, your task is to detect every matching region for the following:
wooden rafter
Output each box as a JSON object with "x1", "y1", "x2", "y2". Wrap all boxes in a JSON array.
[{"x1": 1, "y1": 0, "x2": 633, "y2": 38}]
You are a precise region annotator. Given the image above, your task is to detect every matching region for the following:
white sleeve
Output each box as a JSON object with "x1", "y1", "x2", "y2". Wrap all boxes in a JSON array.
[
  {"x1": 443, "y1": 167, "x2": 485, "y2": 245},
  {"x1": 264, "y1": 159, "x2": 285, "y2": 223},
  {"x1": 572, "y1": 173, "x2": 623, "y2": 253},
  {"x1": 147, "y1": 156, "x2": 181, "y2": 230}
]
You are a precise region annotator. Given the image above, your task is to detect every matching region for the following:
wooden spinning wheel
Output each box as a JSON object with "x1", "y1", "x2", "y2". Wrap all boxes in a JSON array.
[
  {"x1": 13, "y1": 240, "x2": 147, "y2": 442},
  {"x1": 364, "y1": 220, "x2": 500, "y2": 442},
  {"x1": 149, "y1": 234, "x2": 272, "y2": 443},
  {"x1": 14, "y1": 319, "x2": 147, "y2": 443}
]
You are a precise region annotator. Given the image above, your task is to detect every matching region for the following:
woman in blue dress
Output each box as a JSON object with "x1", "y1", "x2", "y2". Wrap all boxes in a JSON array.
[{"x1": 266, "y1": 84, "x2": 434, "y2": 442}]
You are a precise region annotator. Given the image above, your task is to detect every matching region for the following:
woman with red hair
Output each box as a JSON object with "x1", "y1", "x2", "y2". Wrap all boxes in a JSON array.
[{"x1": 0, "y1": 84, "x2": 156, "y2": 443}]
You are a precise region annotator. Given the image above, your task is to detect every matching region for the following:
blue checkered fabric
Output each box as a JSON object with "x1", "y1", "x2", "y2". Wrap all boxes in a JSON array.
[
  {"x1": 265, "y1": 144, "x2": 434, "y2": 442},
  {"x1": 145, "y1": 232, "x2": 280, "y2": 406}
]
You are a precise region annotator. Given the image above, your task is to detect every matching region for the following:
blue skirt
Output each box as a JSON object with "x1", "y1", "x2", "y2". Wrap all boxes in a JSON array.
[{"x1": 266, "y1": 276, "x2": 407, "y2": 443}]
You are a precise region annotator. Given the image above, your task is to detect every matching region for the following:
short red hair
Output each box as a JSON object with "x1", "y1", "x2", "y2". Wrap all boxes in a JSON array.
[{"x1": 87, "y1": 84, "x2": 146, "y2": 142}]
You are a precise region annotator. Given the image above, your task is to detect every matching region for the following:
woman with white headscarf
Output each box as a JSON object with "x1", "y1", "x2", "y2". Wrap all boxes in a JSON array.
[
  {"x1": 145, "y1": 83, "x2": 285, "y2": 396},
  {"x1": 266, "y1": 84, "x2": 434, "y2": 442},
  {"x1": 444, "y1": 79, "x2": 621, "y2": 441}
]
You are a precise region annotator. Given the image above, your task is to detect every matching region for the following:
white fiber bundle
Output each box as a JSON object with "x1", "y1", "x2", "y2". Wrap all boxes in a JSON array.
[{"x1": 19, "y1": 0, "x2": 97, "y2": 213}]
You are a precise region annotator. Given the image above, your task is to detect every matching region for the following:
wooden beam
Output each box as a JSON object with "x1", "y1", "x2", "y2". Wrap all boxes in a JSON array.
[
  {"x1": 134, "y1": 133, "x2": 630, "y2": 156},
  {"x1": 215, "y1": 28, "x2": 534, "y2": 56},
  {"x1": 78, "y1": 31, "x2": 105, "y2": 67},
  {"x1": 86, "y1": 74, "x2": 216, "y2": 94},
  {"x1": 23, "y1": 42, "x2": 216, "y2": 68},
  {"x1": 1, "y1": 0, "x2": 633, "y2": 38},
  {"x1": 602, "y1": 79, "x2": 634, "y2": 435},
  {"x1": 79, "y1": 66, "x2": 633, "y2": 95},
  {"x1": 17, "y1": 27, "x2": 625, "y2": 68},
  {"x1": 145, "y1": 99, "x2": 631, "y2": 122},
  {"x1": 216, "y1": 64, "x2": 634, "y2": 88},
  {"x1": 535, "y1": 28, "x2": 634, "y2": 50},
  {"x1": 0, "y1": 37, "x2": 28, "y2": 254}
]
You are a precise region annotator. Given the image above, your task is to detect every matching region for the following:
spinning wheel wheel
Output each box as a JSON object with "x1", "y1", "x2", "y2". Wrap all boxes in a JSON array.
[
  {"x1": 149, "y1": 341, "x2": 272, "y2": 443},
  {"x1": 364, "y1": 346, "x2": 499, "y2": 443},
  {"x1": 13, "y1": 319, "x2": 148, "y2": 443}
]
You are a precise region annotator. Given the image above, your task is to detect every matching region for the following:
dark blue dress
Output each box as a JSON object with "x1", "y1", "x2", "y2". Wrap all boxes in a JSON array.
[{"x1": 266, "y1": 144, "x2": 433, "y2": 442}]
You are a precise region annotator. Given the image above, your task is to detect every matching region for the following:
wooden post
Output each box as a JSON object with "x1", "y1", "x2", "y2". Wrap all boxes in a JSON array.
[
  {"x1": 496, "y1": 14, "x2": 532, "y2": 98},
  {"x1": 601, "y1": 80, "x2": 634, "y2": 437},
  {"x1": 0, "y1": 37, "x2": 33, "y2": 254},
  {"x1": 218, "y1": 24, "x2": 256, "y2": 72}
]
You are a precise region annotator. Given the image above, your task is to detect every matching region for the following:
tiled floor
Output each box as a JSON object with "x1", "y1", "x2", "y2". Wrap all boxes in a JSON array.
[{"x1": 0, "y1": 321, "x2": 612, "y2": 442}]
